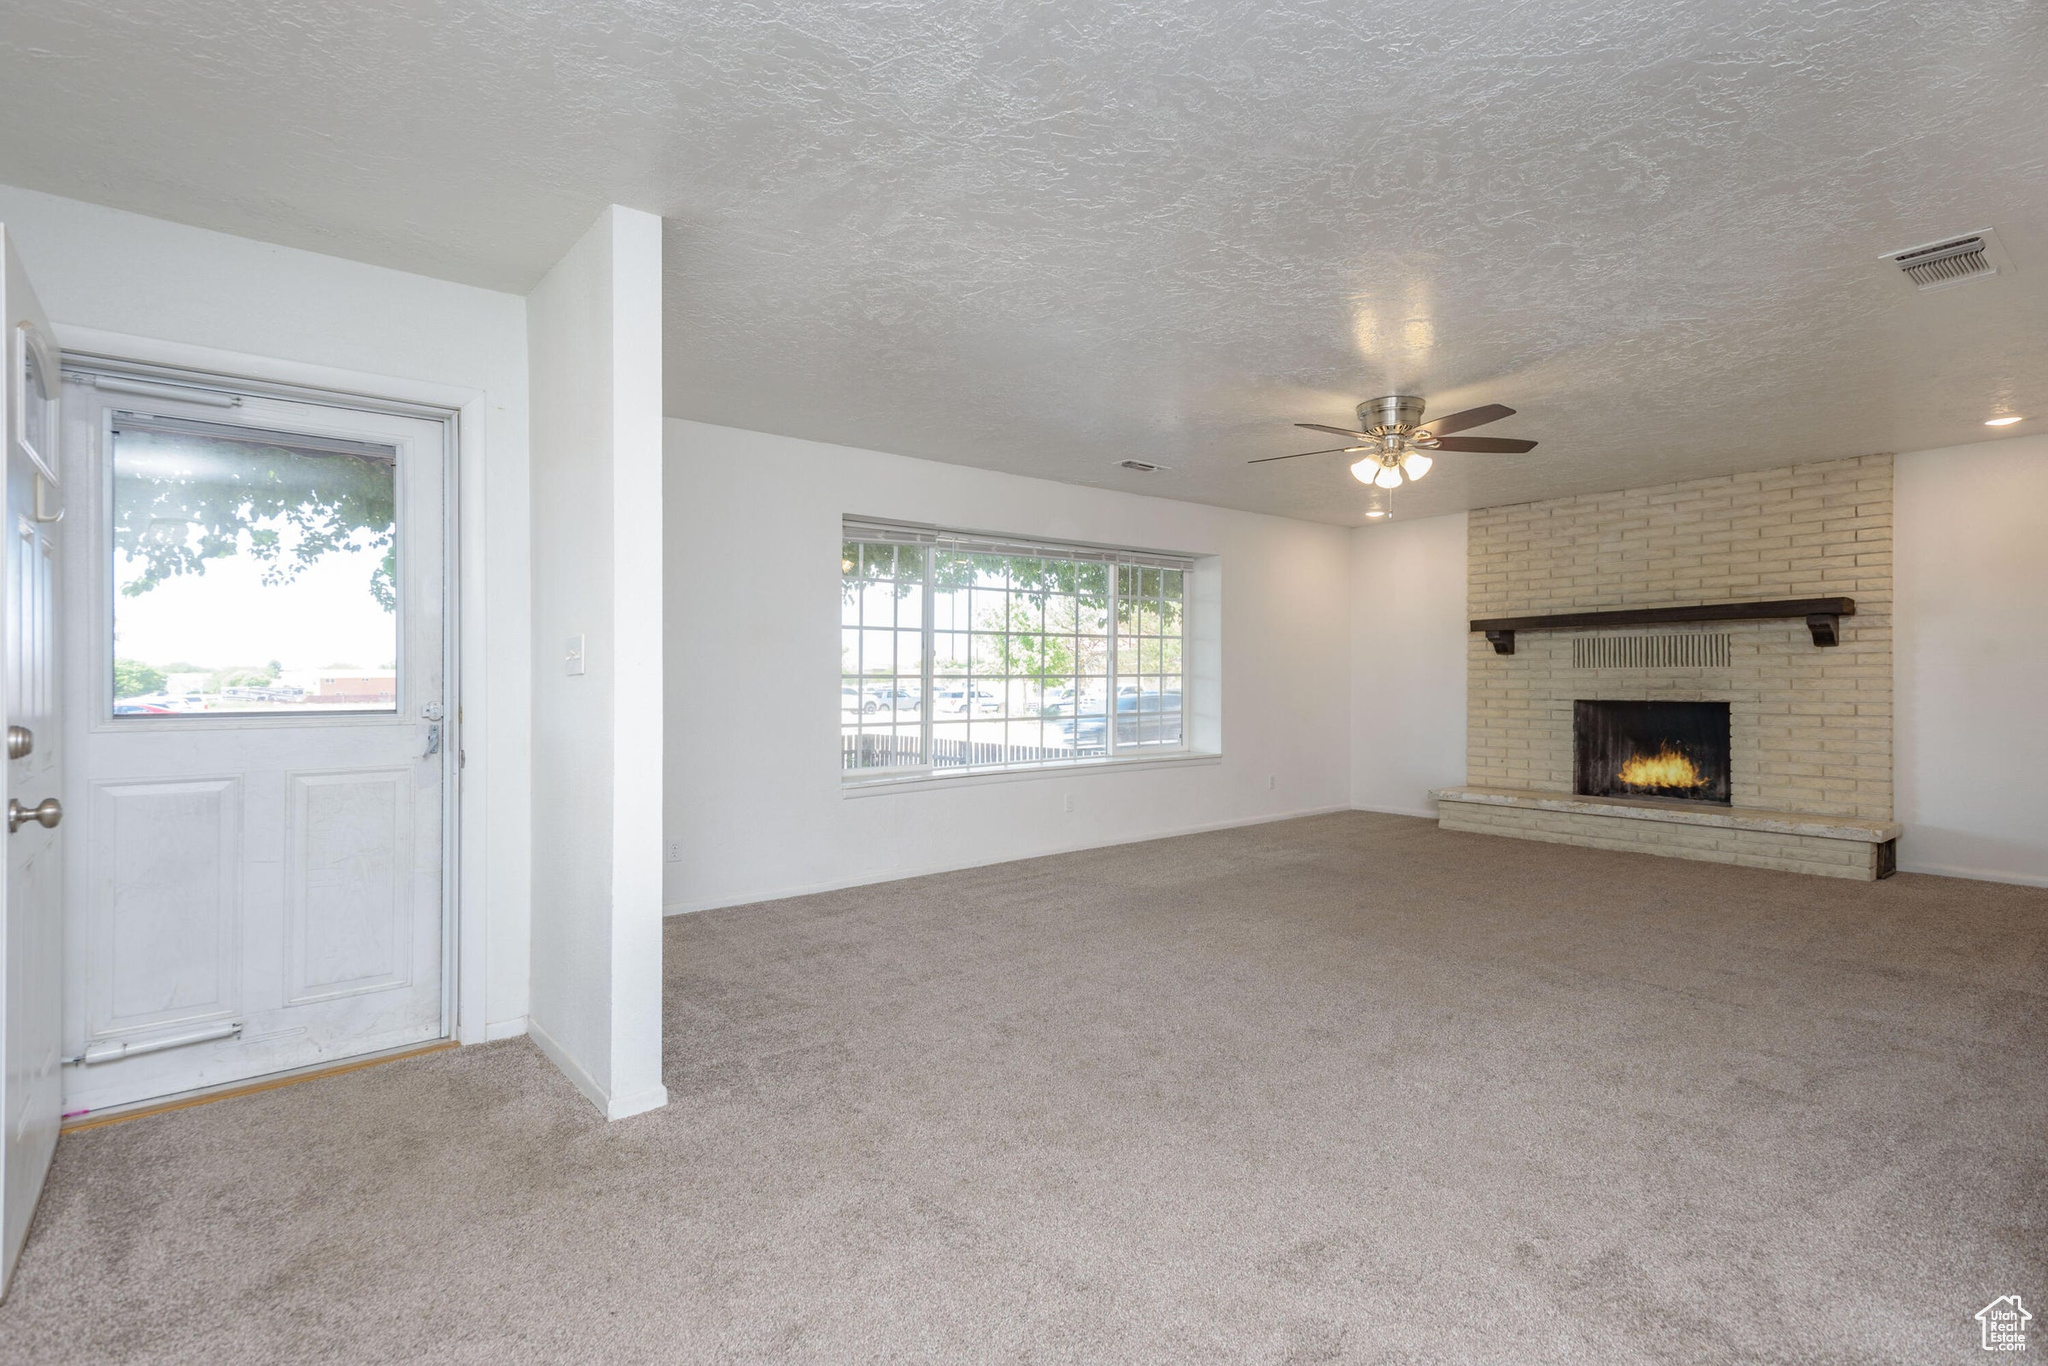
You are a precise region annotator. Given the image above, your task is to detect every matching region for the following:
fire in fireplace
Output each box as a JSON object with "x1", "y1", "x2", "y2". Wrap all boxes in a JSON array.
[{"x1": 1574, "y1": 700, "x2": 1731, "y2": 804}]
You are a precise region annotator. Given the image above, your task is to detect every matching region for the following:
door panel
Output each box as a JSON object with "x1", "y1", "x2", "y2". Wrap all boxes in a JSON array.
[
  {"x1": 88, "y1": 777, "x2": 240, "y2": 1040},
  {"x1": 2, "y1": 225, "x2": 64, "y2": 1298},
  {"x1": 285, "y1": 767, "x2": 411, "y2": 1003},
  {"x1": 60, "y1": 376, "x2": 449, "y2": 1117}
]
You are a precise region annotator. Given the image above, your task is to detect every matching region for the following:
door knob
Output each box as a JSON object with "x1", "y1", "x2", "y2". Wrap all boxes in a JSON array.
[
  {"x1": 5, "y1": 726, "x2": 30, "y2": 760},
  {"x1": 8, "y1": 797, "x2": 61, "y2": 833}
]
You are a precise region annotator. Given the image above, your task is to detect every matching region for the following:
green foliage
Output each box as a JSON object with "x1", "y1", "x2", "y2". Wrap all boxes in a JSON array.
[
  {"x1": 974, "y1": 599, "x2": 1078, "y2": 682},
  {"x1": 115, "y1": 427, "x2": 397, "y2": 611},
  {"x1": 846, "y1": 542, "x2": 1184, "y2": 693},
  {"x1": 842, "y1": 541, "x2": 1177, "y2": 612},
  {"x1": 217, "y1": 669, "x2": 274, "y2": 689},
  {"x1": 113, "y1": 658, "x2": 167, "y2": 698}
]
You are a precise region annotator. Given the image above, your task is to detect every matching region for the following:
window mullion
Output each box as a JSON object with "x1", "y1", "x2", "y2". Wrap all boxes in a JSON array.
[
  {"x1": 1106, "y1": 561, "x2": 1119, "y2": 759},
  {"x1": 921, "y1": 548, "x2": 935, "y2": 770}
]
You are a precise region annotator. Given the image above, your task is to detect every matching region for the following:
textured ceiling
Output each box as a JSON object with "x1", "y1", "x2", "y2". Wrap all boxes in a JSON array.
[{"x1": 3, "y1": 0, "x2": 2045, "y2": 524}]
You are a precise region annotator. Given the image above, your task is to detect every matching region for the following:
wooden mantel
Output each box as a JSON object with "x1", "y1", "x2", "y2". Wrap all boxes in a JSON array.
[{"x1": 1469, "y1": 597, "x2": 1856, "y2": 655}]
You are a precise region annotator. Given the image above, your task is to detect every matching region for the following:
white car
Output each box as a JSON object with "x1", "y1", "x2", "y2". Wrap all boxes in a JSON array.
[{"x1": 932, "y1": 685, "x2": 1002, "y2": 716}]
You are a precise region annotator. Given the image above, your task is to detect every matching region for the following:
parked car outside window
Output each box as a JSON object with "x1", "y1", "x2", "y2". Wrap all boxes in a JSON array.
[
  {"x1": 866, "y1": 684, "x2": 922, "y2": 713},
  {"x1": 1056, "y1": 686, "x2": 1182, "y2": 748},
  {"x1": 932, "y1": 685, "x2": 1002, "y2": 716}
]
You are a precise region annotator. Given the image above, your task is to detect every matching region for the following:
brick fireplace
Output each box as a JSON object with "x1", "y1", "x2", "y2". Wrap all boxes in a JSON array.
[{"x1": 1433, "y1": 453, "x2": 1901, "y2": 879}]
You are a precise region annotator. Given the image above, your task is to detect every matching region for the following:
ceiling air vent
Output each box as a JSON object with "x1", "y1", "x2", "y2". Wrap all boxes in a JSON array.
[
  {"x1": 1880, "y1": 228, "x2": 2014, "y2": 293},
  {"x1": 1116, "y1": 459, "x2": 1162, "y2": 473}
]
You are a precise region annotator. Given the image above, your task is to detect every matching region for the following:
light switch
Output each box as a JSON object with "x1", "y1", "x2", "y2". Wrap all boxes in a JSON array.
[{"x1": 565, "y1": 634, "x2": 586, "y2": 676}]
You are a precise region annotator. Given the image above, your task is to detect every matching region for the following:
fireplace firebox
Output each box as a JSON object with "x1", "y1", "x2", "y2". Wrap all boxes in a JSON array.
[{"x1": 1574, "y1": 700, "x2": 1731, "y2": 805}]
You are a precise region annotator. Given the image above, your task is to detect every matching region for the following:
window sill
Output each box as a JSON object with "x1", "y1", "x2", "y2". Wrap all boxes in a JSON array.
[{"x1": 842, "y1": 750, "x2": 1222, "y2": 797}]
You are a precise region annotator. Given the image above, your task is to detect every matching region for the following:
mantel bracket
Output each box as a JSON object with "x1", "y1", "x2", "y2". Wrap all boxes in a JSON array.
[
  {"x1": 1485, "y1": 630, "x2": 1516, "y2": 656},
  {"x1": 1806, "y1": 613, "x2": 1840, "y2": 647}
]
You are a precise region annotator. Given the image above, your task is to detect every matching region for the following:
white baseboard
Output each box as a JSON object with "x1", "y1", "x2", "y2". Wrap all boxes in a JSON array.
[
  {"x1": 1351, "y1": 802, "x2": 1441, "y2": 820},
  {"x1": 482, "y1": 1017, "x2": 529, "y2": 1043},
  {"x1": 525, "y1": 1016, "x2": 609, "y2": 1115},
  {"x1": 606, "y1": 1085, "x2": 669, "y2": 1121},
  {"x1": 663, "y1": 803, "x2": 1356, "y2": 916},
  {"x1": 1895, "y1": 859, "x2": 2048, "y2": 888},
  {"x1": 525, "y1": 1017, "x2": 669, "y2": 1120}
]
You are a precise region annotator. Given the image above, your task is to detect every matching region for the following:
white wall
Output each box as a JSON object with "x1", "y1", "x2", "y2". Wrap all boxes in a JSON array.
[
  {"x1": 0, "y1": 182, "x2": 533, "y2": 1042},
  {"x1": 526, "y1": 207, "x2": 667, "y2": 1118},
  {"x1": 1349, "y1": 512, "x2": 1468, "y2": 816},
  {"x1": 663, "y1": 419, "x2": 1353, "y2": 913},
  {"x1": 1895, "y1": 434, "x2": 2048, "y2": 885}
]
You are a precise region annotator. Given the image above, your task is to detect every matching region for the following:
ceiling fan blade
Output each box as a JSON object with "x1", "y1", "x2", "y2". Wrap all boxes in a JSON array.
[
  {"x1": 1248, "y1": 446, "x2": 1360, "y2": 465},
  {"x1": 1421, "y1": 404, "x2": 1515, "y2": 436},
  {"x1": 1430, "y1": 435, "x2": 1538, "y2": 453},
  {"x1": 1296, "y1": 422, "x2": 1375, "y2": 441}
]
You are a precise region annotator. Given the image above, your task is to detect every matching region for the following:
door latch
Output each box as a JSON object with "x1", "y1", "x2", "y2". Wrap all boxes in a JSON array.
[
  {"x1": 421, "y1": 723, "x2": 441, "y2": 759},
  {"x1": 8, "y1": 797, "x2": 62, "y2": 833}
]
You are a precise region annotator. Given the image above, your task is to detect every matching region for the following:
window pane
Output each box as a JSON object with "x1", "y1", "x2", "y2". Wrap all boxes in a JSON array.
[
  {"x1": 860, "y1": 581, "x2": 898, "y2": 628},
  {"x1": 112, "y1": 415, "x2": 398, "y2": 715},
  {"x1": 860, "y1": 628, "x2": 897, "y2": 677},
  {"x1": 843, "y1": 530, "x2": 1192, "y2": 775}
]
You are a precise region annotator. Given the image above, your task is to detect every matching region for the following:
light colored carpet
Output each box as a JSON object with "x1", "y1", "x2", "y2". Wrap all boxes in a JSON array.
[{"x1": 2, "y1": 812, "x2": 2042, "y2": 1364}]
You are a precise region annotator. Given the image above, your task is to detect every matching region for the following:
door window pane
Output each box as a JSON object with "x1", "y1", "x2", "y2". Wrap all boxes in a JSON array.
[{"x1": 111, "y1": 413, "x2": 399, "y2": 715}]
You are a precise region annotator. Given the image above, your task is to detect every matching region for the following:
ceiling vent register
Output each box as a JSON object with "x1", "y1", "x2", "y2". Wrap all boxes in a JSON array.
[
  {"x1": 1572, "y1": 632, "x2": 1731, "y2": 670},
  {"x1": 1881, "y1": 228, "x2": 2013, "y2": 292}
]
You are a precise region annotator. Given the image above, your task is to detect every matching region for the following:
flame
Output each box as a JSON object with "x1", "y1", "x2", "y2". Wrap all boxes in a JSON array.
[{"x1": 1616, "y1": 744, "x2": 1704, "y2": 789}]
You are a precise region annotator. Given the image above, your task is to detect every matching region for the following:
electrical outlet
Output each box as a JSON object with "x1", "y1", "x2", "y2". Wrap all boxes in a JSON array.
[
  {"x1": 1266, "y1": 774, "x2": 1277, "y2": 790},
  {"x1": 666, "y1": 838, "x2": 683, "y2": 862},
  {"x1": 564, "y1": 634, "x2": 587, "y2": 677},
  {"x1": 1062, "y1": 793, "x2": 1075, "y2": 813}
]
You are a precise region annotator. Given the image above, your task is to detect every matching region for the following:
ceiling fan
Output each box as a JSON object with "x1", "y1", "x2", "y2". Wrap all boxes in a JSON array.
[{"x1": 1250, "y1": 395, "x2": 1537, "y2": 489}]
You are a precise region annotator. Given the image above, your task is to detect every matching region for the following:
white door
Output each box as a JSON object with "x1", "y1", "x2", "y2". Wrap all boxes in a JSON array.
[
  {"x1": 1, "y1": 227, "x2": 64, "y2": 1297},
  {"x1": 58, "y1": 370, "x2": 451, "y2": 1116}
]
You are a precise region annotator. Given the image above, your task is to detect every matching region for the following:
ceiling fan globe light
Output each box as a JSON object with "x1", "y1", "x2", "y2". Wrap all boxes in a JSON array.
[
  {"x1": 1400, "y1": 452, "x2": 1433, "y2": 480},
  {"x1": 1373, "y1": 464, "x2": 1403, "y2": 489},
  {"x1": 1349, "y1": 457, "x2": 1378, "y2": 485}
]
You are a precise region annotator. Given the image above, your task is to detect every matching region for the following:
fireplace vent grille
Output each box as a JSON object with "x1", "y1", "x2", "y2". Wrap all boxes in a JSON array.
[{"x1": 1572, "y1": 632, "x2": 1730, "y2": 670}]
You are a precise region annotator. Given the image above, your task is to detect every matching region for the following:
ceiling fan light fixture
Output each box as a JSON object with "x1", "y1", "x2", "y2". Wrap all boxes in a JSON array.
[
  {"x1": 1253, "y1": 395, "x2": 1534, "y2": 478},
  {"x1": 1985, "y1": 415, "x2": 2023, "y2": 426}
]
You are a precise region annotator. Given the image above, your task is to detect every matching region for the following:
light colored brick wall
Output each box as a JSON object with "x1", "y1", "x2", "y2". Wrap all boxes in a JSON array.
[
  {"x1": 1466, "y1": 454, "x2": 1893, "y2": 819},
  {"x1": 1438, "y1": 801, "x2": 1883, "y2": 880}
]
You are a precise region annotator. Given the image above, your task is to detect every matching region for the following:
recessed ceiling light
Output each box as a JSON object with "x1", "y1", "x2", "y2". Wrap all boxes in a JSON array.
[{"x1": 1985, "y1": 415, "x2": 2023, "y2": 426}]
